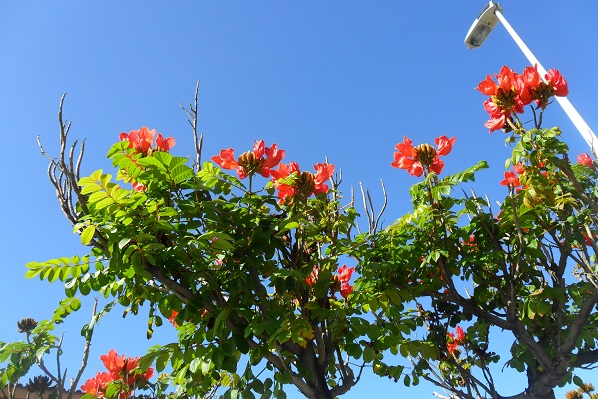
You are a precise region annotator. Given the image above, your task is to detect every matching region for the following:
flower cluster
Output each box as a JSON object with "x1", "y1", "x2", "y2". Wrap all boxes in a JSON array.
[
  {"x1": 81, "y1": 350, "x2": 154, "y2": 398},
  {"x1": 477, "y1": 65, "x2": 568, "y2": 132},
  {"x1": 119, "y1": 126, "x2": 175, "y2": 156},
  {"x1": 334, "y1": 265, "x2": 355, "y2": 298},
  {"x1": 391, "y1": 135, "x2": 455, "y2": 177},
  {"x1": 305, "y1": 265, "x2": 355, "y2": 299},
  {"x1": 305, "y1": 266, "x2": 319, "y2": 286},
  {"x1": 211, "y1": 140, "x2": 285, "y2": 179},
  {"x1": 270, "y1": 161, "x2": 335, "y2": 204},
  {"x1": 447, "y1": 326, "x2": 466, "y2": 356},
  {"x1": 118, "y1": 127, "x2": 176, "y2": 192},
  {"x1": 211, "y1": 140, "x2": 335, "y2": 204}
]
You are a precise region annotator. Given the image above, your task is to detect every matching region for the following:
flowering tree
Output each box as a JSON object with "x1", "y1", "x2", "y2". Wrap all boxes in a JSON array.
[
  {"x1": 16, "y1": 88, "x2": 376, "y2": 399},
  {"x1": 358, "y1": 65, "x2": 598, "y2": 399},
  {"x1": 1, "y1": 65, "x2": 597, "y2": 399}
]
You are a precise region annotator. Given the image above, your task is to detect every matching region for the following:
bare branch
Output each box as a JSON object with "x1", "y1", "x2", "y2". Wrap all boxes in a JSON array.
[
  {"x1": 68, "y1": 299, "x2": 98, "y2": 399},
  {"x1": 38, "y1": 94, "x2": 108, "y2": 251},
  {"x1": 359, "y1": 180, "x2": 387, "y2": 234},
  {"x1": 180, "y1": 81, "x2": 204, "y2": 172}
]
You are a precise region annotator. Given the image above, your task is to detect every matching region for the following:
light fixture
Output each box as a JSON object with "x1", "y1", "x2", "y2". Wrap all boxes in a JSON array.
[{"x1": 464, "y1": 1, "x2": 502, "y2": 49}]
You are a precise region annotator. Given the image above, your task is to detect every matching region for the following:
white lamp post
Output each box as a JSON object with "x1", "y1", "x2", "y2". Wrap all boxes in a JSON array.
[{"x1": 465, "y1": 1, "x2": 598, "y2": 157}]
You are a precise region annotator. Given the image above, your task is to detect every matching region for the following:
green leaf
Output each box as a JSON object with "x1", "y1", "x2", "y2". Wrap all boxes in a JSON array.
[
  {"x1": 138, "y1": 351, "x2": 157, "y2": 372},
  {"x1": 363, "y1": 346, "x2": 375, "y2": 363},
  {"x1": 80, "y1": 225, "x2": 96, "y2": 245},
  {"x1": 189, "y1": 357, "x2": 202, "y2": 374}
]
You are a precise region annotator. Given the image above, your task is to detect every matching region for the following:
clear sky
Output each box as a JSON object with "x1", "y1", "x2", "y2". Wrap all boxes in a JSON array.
[{"x1": 1, "y1": 1, "x2": 597, "y2": 398}]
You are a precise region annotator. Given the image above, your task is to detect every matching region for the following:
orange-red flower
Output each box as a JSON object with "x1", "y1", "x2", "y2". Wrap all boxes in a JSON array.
[
  {"x1": 81, "y1": 372, "x2": 112, "y2": 398},
  {"x1": 131, "y1": 181, "x2": 146, "y2": 192},
  {"x1": 156, "y1": 133, "x2": 176, "y2": 152},
  {"x1": 337, "y1": 265, "x2": 354, "y2": 283},
  {"x1": 306, "y1": 266, "x2": 319, "y2": 286},
  {"x1": 462, "y1": 235, "x2": 477, "y2": 250},
  {"x1": 500, "y1": 171, "x2": 521, "y2": 188},
  {"x1": 584, "y1": 232, "x2": 595, "y2": 246},
  {"x1": 513, "y1": 162, "x2": 525, "y2": 175},
  {"x1": 211, "y1": 140, "x2": 285, "y2": 179},
  {"x1": 270, "y1": 161, "x2": 334, "y2": 204},
  {"x1": 83, "y1": 350, "x2": 154, "y2": 398},
  {"x1": 391, "y1": 135, "x2": 455, "y2": 177},
  {"x1": 521, "y1": 65, "x2": 569, "y2": 109},
  {"x1": 545, "y1": 69, "x2": 569, "y2": 97},
  {"x1": 476, "y1": 66, "x2": 528, "y2": 132},
  {"x1": 477, "y1": 65, "x2": 569, "y2": 131},
  {"x1": 447, "y1": 326, "x2": 466, "y2": 355},
  {"x1": 100, "y1": 349, "x2": 126, "y2": 375},
  {"x1": 168, "y1": 310, "x2": 179, "y2": 326},
  {"x1": 339, "y1": 282, "x2": 354, "y2": 298},
  {"x1": 120, "y1": 127, "x2": 176, "y2": 156},
  {"x1": 578, "y1": 152, "x2": 595, "y2": 170},
  {"x1": 335, "y1": 265, "x2": 355, "y2": 299}
]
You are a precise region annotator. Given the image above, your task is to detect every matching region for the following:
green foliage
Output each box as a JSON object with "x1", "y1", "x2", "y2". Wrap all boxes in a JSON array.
[{"x1": 8, "y1": 90, "x2": 598, "y2": 399}]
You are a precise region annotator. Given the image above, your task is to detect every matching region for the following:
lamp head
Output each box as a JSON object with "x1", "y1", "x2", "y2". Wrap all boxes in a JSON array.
[{"x1": 464, "y1": 1, "x2": 503, "y2": 49}]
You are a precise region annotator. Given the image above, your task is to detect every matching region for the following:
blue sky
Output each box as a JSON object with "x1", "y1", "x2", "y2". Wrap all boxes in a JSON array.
[{"x1": 1, "y1": 1, "x2": 597, "y2": 397}]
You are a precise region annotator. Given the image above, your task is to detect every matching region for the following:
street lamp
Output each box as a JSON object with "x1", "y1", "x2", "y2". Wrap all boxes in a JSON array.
[{"x1": 465, "y1": 1, "x2": 598, "y2": 157}]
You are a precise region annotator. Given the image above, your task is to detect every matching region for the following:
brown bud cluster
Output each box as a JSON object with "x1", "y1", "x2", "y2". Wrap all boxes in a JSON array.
[
  {"x1": 238, "y1": 151, "x2": 265, "y2": 175},
  {"x1": 415, "y1": 143, "x2": 437, "y2": 168},
  {"x1": 294, "y1": 171, "x2": 317, "y2": 198},
  {"x1": 17, "y1": 318, "x2": 38, "y2": 333},
  {"x1": 26, "y1": 376, "x2": 54, "y2": 394}
]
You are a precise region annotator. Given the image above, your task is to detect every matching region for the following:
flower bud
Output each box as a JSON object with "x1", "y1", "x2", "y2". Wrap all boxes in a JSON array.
[
  {"x1": 415, "y1": 143, "x2": 437, "y2": 168},
  {"x1": 17, "y1": 318, "x2": 38, "y2": 333}
]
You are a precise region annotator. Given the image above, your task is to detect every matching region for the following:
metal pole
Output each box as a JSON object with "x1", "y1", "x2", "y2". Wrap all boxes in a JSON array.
[{"x1": 495, "y1": 9, "x2": 598, "y2": 157}]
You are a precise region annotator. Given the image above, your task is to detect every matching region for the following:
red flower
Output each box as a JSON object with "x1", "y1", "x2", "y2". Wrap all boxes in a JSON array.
[
  {"x1": 578, "y1": 152, "x2": 595, "y2": 170},
  {"x1": 391, "y1": 136, "x2": 423, "y2": 177},
  {"x1": 313, "y1": 163, "x2": 335, "y2": 194},
  {"x1": 500, "y1": 171, "x2": 521, "y2": 188},
  {"x1": 120, "y1": 127, "x2": 175, "y2": 156},
  {"x1": 546, "y1": 69, "x2": 569, "y2": 97},
  {"x1": 156, "y1": 133, "x2": 176, "y2": 152},
  {"x1": 211, "y1": 140, "x2": 285, "y2": 179},
  {"x1": 84, "y1": 351, "x2": 153, "y2": 399},
  {"x1": 513, "y1": 162, "x2": 525, "y2": 175},
  {"x1": 335, "y1": 265, "x2": 355, "y2": 299},
  {"x1": 462, "y1": 235, "x2": 477, "y2": 250},
  {"x1": 168, "y1": 310, "x2": 179, "y2": 326},
  {"x1": 484, "y1": 115, "x2": 509, "y2": 133},
  {"x1": 100, "y1": 349, "x2": 126, "y2": 375},
  {"x1": 81, "y1": 372, "x2": 112, "y2": 397},
  {"x1": 270, "y1": 161, "x2": 334, "y2": 204},
  {"x1": 476, "y1": 66, "x2": 529, "y2": 132},
  {"x1": 435, "y1": 136, "x2": 456, "y2": 156},
  {"x1": 447, "y1": 326, "x2": 466, "y2": 355},
  {"x1": 264, "y1": 143, "x2": 286, "y2": 170},
  {"x1": 132, "y1": 181, "x2": 146, "y2": 192},
  {"x1": 446, "y1": 340, "x2": 459, "y2": 355},
  {"x1": 337, "y1": 265, "x2": 354, "y2": 283},
  {"x1": 306, "y1": 266, "x2": 319, "y2": 286},
  {"x1": 339, "y1": 282, "x2": 354, "y2": 298},
  {"x1": 211, "y1": 148, "x2": 237, "y2": 169},
  {"x1": 478, "y1": 65, "x2": 569, "y2": 130},
  {"x1": 522, "y1": 66, "x2": 569, "y2": 109},
  {"x1": 391, "y1": 135, "x2": 455, "y2": 176}
]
